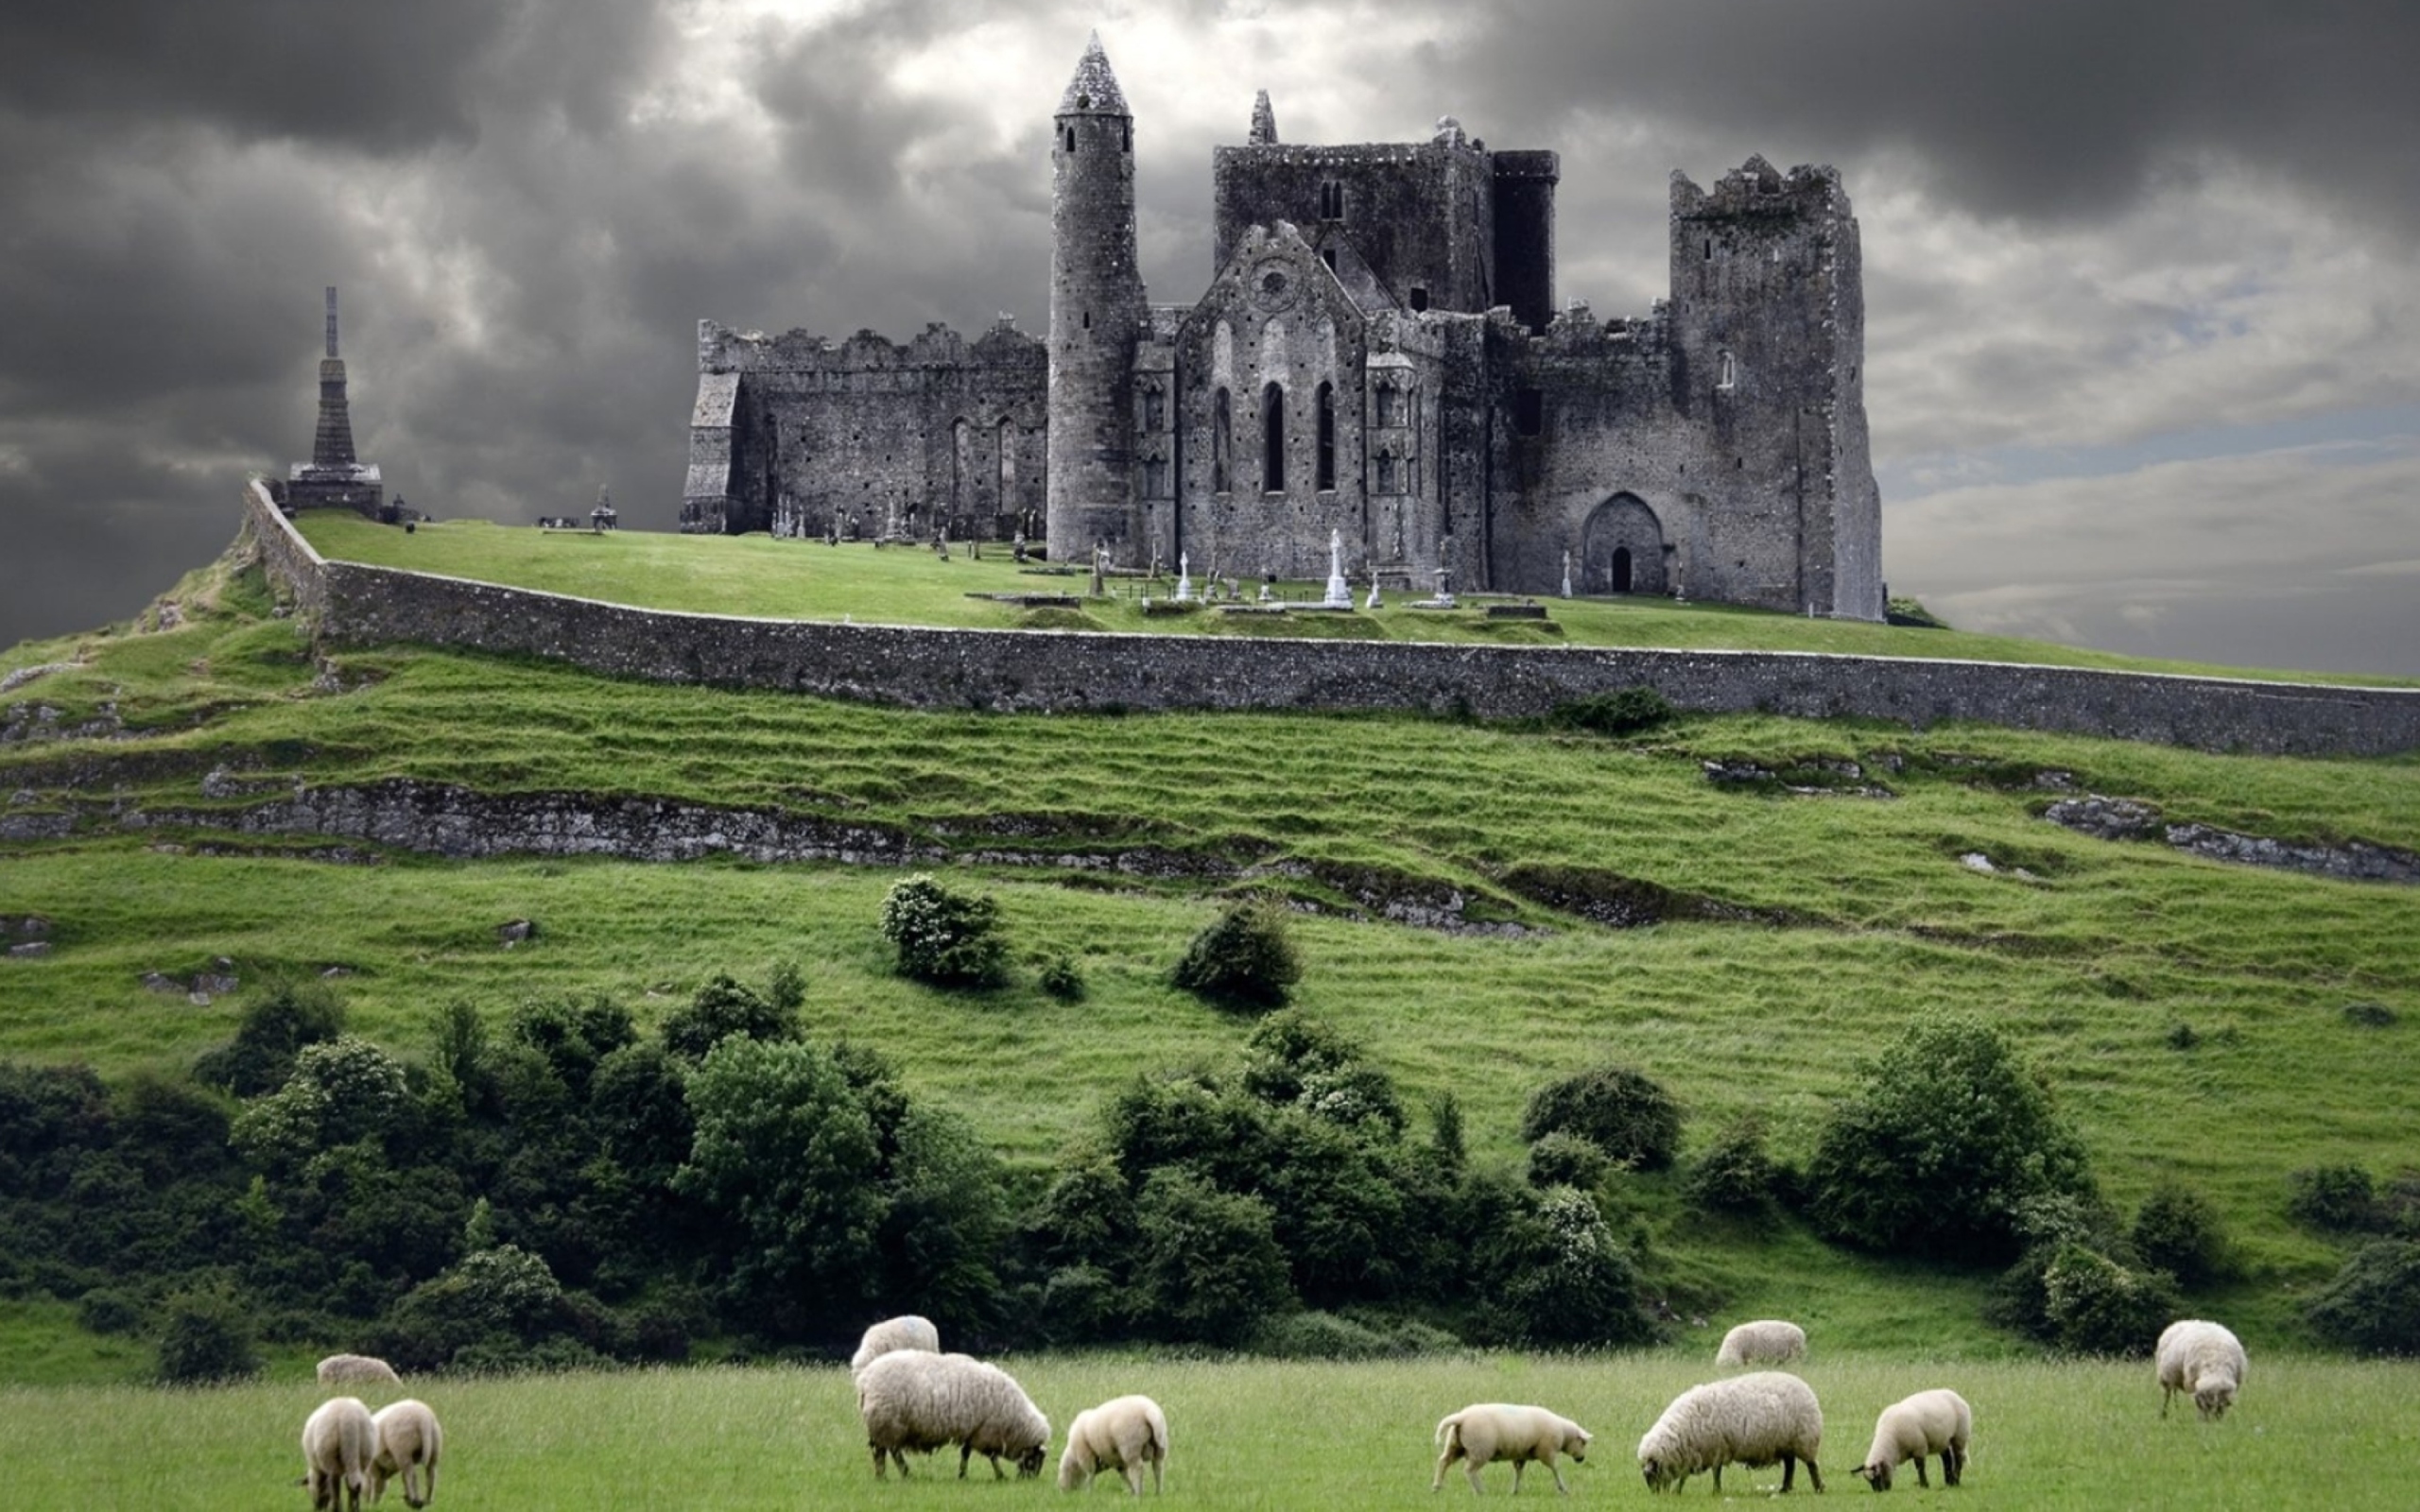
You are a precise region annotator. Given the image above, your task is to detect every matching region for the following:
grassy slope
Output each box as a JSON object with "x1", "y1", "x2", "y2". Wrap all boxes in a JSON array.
[
  {"x1": 5, "y1": 1353, "x2": 2415, "y2": 1509},
  {"x1": 3, "y1": 547, "x2": 2418, "y2": 1377},
  {"x1": 296, "y1": 511, "x2": 2417, "y2": 685}
]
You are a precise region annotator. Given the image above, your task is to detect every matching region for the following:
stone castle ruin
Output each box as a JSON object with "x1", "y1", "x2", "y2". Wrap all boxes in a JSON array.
[{"x1": 683, "y1": 32, "x2": 1882, "y2": 618}]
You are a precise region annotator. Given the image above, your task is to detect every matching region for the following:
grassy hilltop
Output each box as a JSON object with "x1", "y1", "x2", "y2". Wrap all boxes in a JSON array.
[{"x1": 1, "y1": 526, "x2": 2416, "y2": 1388}]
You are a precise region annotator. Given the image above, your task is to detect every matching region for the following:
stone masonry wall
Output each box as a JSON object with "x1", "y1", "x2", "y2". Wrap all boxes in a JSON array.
[{"x1": 241, "y1": 481, "x2": 2420, "y2": 758}]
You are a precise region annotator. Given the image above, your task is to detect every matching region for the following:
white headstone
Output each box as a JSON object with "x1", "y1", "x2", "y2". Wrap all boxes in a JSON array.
[
  {"x1": 1323, "y1": 528, "x2": 1352, "y2": 608},
  {"x1": 1561, "y1": 550, "x2": 1573, "y2": 599},
  {"x1": 1175, "y1": 552, "x2": 1194, "y2": 602}
]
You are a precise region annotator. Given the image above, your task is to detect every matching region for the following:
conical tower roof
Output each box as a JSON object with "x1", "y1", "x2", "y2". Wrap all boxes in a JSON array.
[{"x1": 1057, "y1": 30, "x2": 1129, "y2": 116}]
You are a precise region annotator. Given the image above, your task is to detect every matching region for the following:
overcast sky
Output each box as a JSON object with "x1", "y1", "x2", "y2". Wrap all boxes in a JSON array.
[{"x1": 3, "y1": 0, "x2": 2415, "y2": 677}]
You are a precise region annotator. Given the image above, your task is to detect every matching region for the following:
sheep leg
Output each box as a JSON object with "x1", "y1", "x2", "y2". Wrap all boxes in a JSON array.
[
  {"x1": 1432, "y1": 1440, "x2": 1461, "y2": 1492},
  {"x1": 1547, "y1": 1457, "x2": 1571, "y2": 1496},
  {"x1": 1713, "y1": 1463, "x2": 1724, "y2": 1493},
  {"x1": 1944, "y1": 1445, "x2": 1963, "y2": 1486},
  {"x1": 1803, "y1": 1456, "x2": 1824, "y2": 1493},
  {"x1": 959, "y1": 1443, "x2": 974, "y2": 1479},
  {"x1": 1913, "y1": 1454, "x2": 1929, "y2": 1488},
  {"x1": 1512, "y1": 1459, "x2": 1527, "y2": 1494},
  {"x1": 1780, "y1": 1456, "x2": 1794, "y2": 1492},
  {"x1": 2160, "y1": 1384, "x2": 2174, "y2": 1418},
  {"x1": 1123, "y1": 1460, "x2": 1145, "y2": 1495},
  {"x1": 1464, "y1": 1460, "x2": 1487, "y2": 1494}
]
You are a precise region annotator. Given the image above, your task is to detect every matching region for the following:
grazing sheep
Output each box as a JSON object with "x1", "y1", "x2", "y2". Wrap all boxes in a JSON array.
[
  {"x1": 2157, "y1": 1319, "x2": 2248, "y2": 1421},
  {"x1": 1715, "y1": 1319, "x2": 1807, "y2": 1368},
  {"x1": 370, "y1": 1399, "x2": 442, "y2": 1508},
  {"x1": 851, "y1": 1314, "x2": 942, "y2": 1376},
  {"x1": 302, "y1": 1397, "x2": 379, "y2": 1512},
  {"x1": 1638, "y1": 1371, "x2": 1824, "y2": 1495},
  {"x1": 1854, "y1": 1389, "x2": 1970, "y2": 1491},
  {"x1": 856, "y1": 1349, "x2": 1051, "y2": 1480},
  {"x1": 1060, "y1": 1394, "x2": 1169, "y2": 1494},
  {"x1": 317, "y1": 1354, "x2": 402, "y2": 1387},
  {"x1": 1432, "y1": 1402, "x2": 1593, "y2": 1496}
]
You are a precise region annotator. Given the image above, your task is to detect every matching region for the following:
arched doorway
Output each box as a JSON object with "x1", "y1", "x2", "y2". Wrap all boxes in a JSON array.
[{"x1": 1581, "y1": 493, "x2": 1667, "y2": 596}]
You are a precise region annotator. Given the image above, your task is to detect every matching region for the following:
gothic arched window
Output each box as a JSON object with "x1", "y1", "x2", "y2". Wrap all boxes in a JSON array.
[
  {"x1": 1262, "y1": 382, "x2": 1287, "y2": 493},
  {"x1": 1212, "y1": 388, "x2": 1232, "y2": 493}
]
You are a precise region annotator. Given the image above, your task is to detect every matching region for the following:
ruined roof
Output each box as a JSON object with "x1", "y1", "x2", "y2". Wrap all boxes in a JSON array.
[{"x1": 1057, "y1": 30, "x2": 1129, "y2": 115}]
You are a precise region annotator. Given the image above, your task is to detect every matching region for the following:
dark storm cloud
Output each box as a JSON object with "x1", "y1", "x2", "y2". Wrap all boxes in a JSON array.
[{"x1": 1429, "y1": 1, "x2": 2420, "y2": 228}]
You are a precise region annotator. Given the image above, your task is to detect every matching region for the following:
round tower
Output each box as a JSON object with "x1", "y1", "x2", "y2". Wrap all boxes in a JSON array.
[{"x1": 1047, "y1": 31, "x2": 1147, "y2": 563}]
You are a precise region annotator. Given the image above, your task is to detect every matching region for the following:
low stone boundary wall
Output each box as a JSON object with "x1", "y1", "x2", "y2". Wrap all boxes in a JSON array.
[{"x1": 242, "y1": 482, "x2": 2420, "y2": 757}]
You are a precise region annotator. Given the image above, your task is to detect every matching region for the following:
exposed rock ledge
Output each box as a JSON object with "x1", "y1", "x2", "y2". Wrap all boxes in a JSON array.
[{"x1": 2042, "y1": 795, "x2": 2420, "y2": 885}]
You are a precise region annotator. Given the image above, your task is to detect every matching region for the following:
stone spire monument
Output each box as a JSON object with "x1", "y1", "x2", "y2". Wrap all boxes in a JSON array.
[{"x1": 285, "y1": 286, "x2": 387, "y2": 518}]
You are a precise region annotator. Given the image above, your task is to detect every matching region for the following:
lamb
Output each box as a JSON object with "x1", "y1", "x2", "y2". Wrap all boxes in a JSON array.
[
  {"x1": 1432, "y1": 1402, "x2": 1593, "y2": 1496},
  {"x1": 1059, "y1": 1394, "x2": 1170, "y2": 1494},
  {"x1": 2157, "y1": 1319, "x2": 2248, "y2": 1421},
  {"x1": 370, "y1": 1399, "x2": 442, "y2": 1508},
  {"x1": 317, "y1": 1354, "x2": 402, "y2": 1386},
  {"x1": 856, "y1": 1349, "x2": 1051, "y2": 1480},
  {"x1": 1637, "y1": 1371, "x2": 1824, "y2": 1495},
  {"x1": 302, "y1": 1396, "x2": 379, "y2": 1512},
  {"x1": 850, "y1": 1314, "x2": 942, "y2": 1375},
  {"x1": 1715, "y1": 1319, "x2": 1807, "y2": 1368},
  {"x1": 1853, "y1": 1388, "x2": 1970, "y2": 1491}
]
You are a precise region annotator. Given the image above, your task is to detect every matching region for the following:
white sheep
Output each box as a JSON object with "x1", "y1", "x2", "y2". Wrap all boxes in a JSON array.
[
  {"x1": 302, "y1": 1396, "x2": 379, "y2": 1512},
  {"x1": 1638, "y1": 1371, "x2": 1824, "y2": 1495},
  {"x1": 370, "y1": 1399, "x2": 442, "y2": 1508},
  {"x1": 1853, "y1": 1388, "x2": 1970, "y2": 1491},
  {"x1": 1432, "y1": 1402, "x2": 1593, "y2": 1496},
  {"x1": 856, "y1": 1349, "x2": 1051, "y2": 1480},
  {"x1": 1714, "y1": 1319, "x2": 1807, "y2": 1368},
  {"x1": 1059, "y1": 1394, "x2": 1170, "y2": 1494},
  {"x1": 2157, "y1": 1319, "x2": 2248, "y2": 1421},
  {"x1": 317, "y1": 1353, "x2": 402, "y2": 1386},
  {"x1": 850, "y1": 1314, "x2": 942, "y2": 1375}
]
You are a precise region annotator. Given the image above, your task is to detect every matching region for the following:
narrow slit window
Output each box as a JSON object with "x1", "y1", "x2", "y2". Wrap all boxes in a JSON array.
[
  {"x1": 1514, "y1": 387, "x2": 1544, "y2": 437},
  {"x1": 1320, "y1": 180, "x2": 1343, "y2": 219},
  {"x1": 1262, "y1": 382, "x2": 1286, "y2": 492},
  {"x1": 1315, "y1": 381, "x2": 1335, "y2": 490},
  {"x1": 1409, "y1": 286, "x2": 1429, "y2": 313},
  {"x1": 1212, "y1": 388, "x2": 1231, "y2": 492},
  {"x1": 1064, "y1": 127, "x2": 1076, "y2": 154}
]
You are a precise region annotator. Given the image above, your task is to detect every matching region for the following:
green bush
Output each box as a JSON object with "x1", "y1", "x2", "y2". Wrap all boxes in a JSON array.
[
  {"x1": 1488, "y1": 1186, "x2": 1654, "y2": 1348},
  {"x1": 879, "y1": 874, "x2": 1008, "y2": 988},
  {"x1": 661, "y1": 973, "x2": 799, "y2": 1062},
  {"x1": 1527, "y1": 1131, "x2": 1613, "y2": 1191},
  {"x1": 1518, "y1": 1064, "x2": 1683, "y2": 1172},
  {"x1": 1806, "y1": 1013, "x2": 2096, "y2": 1263},
  {"x1": 78, "y1": 1287, "x2": 144, "y2": 1335},
  {"x1": 2040, "y1": 1243, "x2": 2178, "y2": 1356},
  {"x1": 1684, "y1": 1113, "x2": 1782, "y2": 1215},
  {"x1": 1547, "y1": 686, "x2": 1674, "y2": 738},
  {"x1": 155, "y1": 1281, "x2": 260, "y2": 1384},
  {"x1": 1241, "y1": 1011, "x2": 1403, "y2": 1133},
  {"x1": 192, "y1": 981, "x2": 344, "y2": 1096},
  {"x1": 1130, "y1": 1167, "x2": 1293, "y2": 1346},
  {"x1": 2306, "y1": 1239, "x2": 2420, "y2": 1356},
  {"x1": 2131, "y1": 1181, "x2": 2232, "y2": 1289},
  {"x1": 1170, "y1": 901, "x2": 1301, "y2": 1011},
  {"x1": 1248, "y1": 1309, "x2": 1402, "y2": 1359},
  {"x1": 379, "y1": 1244, "x2": 577, "y2": 1372},
  {"x1": 1038, "y1": 954, "x2": 1086, "y2": 1002},
  {"x1": 2287, "y1": 1163, "x2": 2378, "y2": 1232}
]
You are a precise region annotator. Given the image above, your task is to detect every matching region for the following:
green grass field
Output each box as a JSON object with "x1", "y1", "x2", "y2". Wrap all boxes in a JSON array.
[
  {"x1": 4, "y1": 1351, "x2": 2411, "y2": 1508},
  {"x1": 4, "y1": 541, "x2": 2418, "y2": 1384},
  {"x1": 291, "y1": 511, "x2": 2416, "y2": 686}
]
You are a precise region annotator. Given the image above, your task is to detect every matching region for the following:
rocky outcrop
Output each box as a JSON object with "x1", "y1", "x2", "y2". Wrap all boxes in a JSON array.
[{"x1": 2044, "y1": 795, "x2": 2420, "y2": 885}]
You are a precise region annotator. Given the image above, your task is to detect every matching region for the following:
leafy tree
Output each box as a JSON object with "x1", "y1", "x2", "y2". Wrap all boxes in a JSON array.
[
  {"x1": 0, "y1": 1061, "x2": 113, "y2": 1198},
  {"x1": 2287, "y1": 1163, "x2": 2378, "y2": 1232},
  {"x1": 1130, "y1": 1167, "x2": 1292, "y2": 1345},
  {"x1": 2040, "y1": 1243, "x2": 2178, "y2": 1356},
  {"x1": 379, "y1": 1244, "x2": 580, "y2": 1372},
  {"x1": 1527, "y1": 1131, "x2": 1613, "y2": 1192},
  {"x1": 2131, "y1": 1181, "x2": 2232, "y2": 1289},
  {"x1": 230, "y1": 1037, "x2": 411, "y2": 1173},
  {"x1": 661, "y1": 973, "x2": 800, "y2": 1062},
  {"x1": 506, "y1": 995, "x2": 635, "y2": 1100},
  {"x1": 2307, "y1": 1240, "x2": 2420, "y2": 1356},
  {"x1": 1170, "y1": 901, "x2": 1301, "y2": 1011},
  {"x1": 1684, "y1": 1112, "x2": 1782, "y2": 1215},
  {"x1": 1519, "y1": 1064, "x2": 1683, "y2": 1172},
  {"x1": 878, "y1": 874, "x2": 1009, "y2": 988},
  {"x1": 1241, "y1": 1011, "x2": 1404, "y2": 1134},
  {"x1": 1806, "y1": 1013, "x2": 2095, "y2": 1263},
  {"x1": 673, "y1": 1038, "x2": 886, "y2": 1335},
  {"x1": 192, "y1": 981, "x2": 344, "y2": 1096},
  {"x1": 1486, "y1": 1186, "x2": 1654, "y2": 1347}
]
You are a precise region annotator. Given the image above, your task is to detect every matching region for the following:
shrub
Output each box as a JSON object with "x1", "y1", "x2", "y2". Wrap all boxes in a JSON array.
[
  {"x1": 1518, "y1": 1064, "x2": 1683, "y2": 1172},
  {"x1": 1249, "y1": 1309, "x2": 1394, "y2": 1359},
  {"x1": 1426, "y1": 1091, "x2": 1467, "y2": 1174},
  {"x1": 191, "y1": 981, "x2": 344, "y2": 1096},
  {"x1": 78, "y1": 1287, "x2": 144, "y2": 1335},
  {"x1": 2287, "y1": 1163, "x2": 2378, "y2": 1232},
  {"x1": 379, "y1": 1244, "x2": 577, "y2": 1372},
  {"x1": 2040, "y1": 1243, "x2": 2178, "y2": 1356},
  {"x1": 1527, "y1": 1131, "x2": 1613, "y2": 1191},
  {"x1": 2307, "y1": 1240, "x2": 2420, "y2": 1356},
  {"x1": 155, "y1": 1281, "x2": 260, "y2": 1384},
  {"x1": 1684, "y1": 1113, "x2": 1782, "y2": 1215},
  {"x1": 661, "y1": 973, "x2": 798, "y2": 1062},
  {"x1": 1547, "y1": 686, "x2": 1674, "y2": 738},
  {"x1": 1038, "y1": 954, "x2": 1086, "y2": 1002},
  {"x1": 1806, "y1": 1013, "x2": 2096, "y2": 1264},
  {"x1": 879, "y1": 874, "x2": 1008, "y2": 988},
  {"x1": 1489, "y1": 1186, "x2": 1654, "y2": 1347},
  {"x1": 1170, "y1": 901, "x2": 1301, "y2": 1010},
  {"x1": 1131, "y1": 1167, "x2": 1294, "y2": 1346},
  {"x1": 2342, "y1": 1002, "x2": 2397, "y2": 1029},
  {"x1": 1241, "y1": 1011, "x2": 1403, "y2": 1133},
  {"x1": 2131, "y1": 1181, "x2": 2232, "y2": 1289}
]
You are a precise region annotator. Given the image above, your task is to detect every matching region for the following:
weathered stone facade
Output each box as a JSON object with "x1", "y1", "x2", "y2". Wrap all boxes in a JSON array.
[{"x1": 683, "y1": 32, "x2": 1886, "y2": 619}]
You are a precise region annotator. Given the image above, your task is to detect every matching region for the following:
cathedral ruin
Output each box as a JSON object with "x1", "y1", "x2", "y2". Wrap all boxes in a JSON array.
[{"x1": 682, "y1": 33, "x2": 1883, "y2": 618}]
